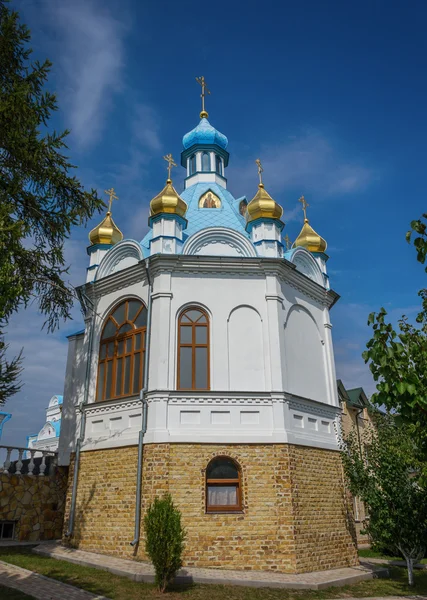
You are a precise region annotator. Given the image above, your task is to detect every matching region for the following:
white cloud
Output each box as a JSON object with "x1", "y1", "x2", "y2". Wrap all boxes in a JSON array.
[
  {"x1": 47, "y1": 0, "x2": 127, "y2": 148},
  {"x1": 229, "y1": 130, "x2": 376, "y2": 200}
]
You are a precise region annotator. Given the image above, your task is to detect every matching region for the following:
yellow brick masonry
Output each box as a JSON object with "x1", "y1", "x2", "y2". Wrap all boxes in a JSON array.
[{"x1": 63, "y1": 444, "x2": 358, "y2": 574}]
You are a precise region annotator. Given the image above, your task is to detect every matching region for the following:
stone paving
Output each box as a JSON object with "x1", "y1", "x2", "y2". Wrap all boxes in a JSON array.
[
  {"x1": 33, "y1": 541, "x2": 388, "y2": 590},
  {"x1": 0, "y1": 559, "x2": 110, "y2": 600}
]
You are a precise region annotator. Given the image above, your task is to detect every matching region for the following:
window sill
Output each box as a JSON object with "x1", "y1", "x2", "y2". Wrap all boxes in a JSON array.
[{"x1": 206, "y1": 510, "x2": 244, "y2": 515}]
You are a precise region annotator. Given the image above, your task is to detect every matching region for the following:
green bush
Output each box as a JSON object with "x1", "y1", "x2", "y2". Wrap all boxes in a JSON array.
[{"x1": 144, "y1": 493, "x2": 186, "y2": 592}]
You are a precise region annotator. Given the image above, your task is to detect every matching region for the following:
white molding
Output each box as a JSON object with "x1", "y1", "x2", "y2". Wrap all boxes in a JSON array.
[
  {"x1": 95, "y1": 240, "x2": 144, "y2": 282},
  {"x1": 182, "y1": 227, "x2": 257, "y2": 258}
]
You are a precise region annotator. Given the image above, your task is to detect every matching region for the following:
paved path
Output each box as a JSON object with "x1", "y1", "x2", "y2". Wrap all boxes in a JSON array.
[
  {"x1": 33, "y1": 541, "x2": 388, "y2": 590},
  {"x1": 0, "y1": 559, "x2": 110, "y2": 600}
]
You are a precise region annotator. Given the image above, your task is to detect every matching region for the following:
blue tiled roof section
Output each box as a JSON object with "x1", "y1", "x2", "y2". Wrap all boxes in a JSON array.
[
  {"x1": 182, "y1": 118, "x2": 228, "y2": 150},
  {"x1": 141, "y1": 183, "x2": 250, "y2": 253},
  {"x1": 56, "y1": 395, "x2": 63, "y2": 406}
]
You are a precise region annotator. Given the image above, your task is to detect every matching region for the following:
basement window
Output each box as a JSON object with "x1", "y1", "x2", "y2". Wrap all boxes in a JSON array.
[{"x1": 0, "y1": 521, "x2": 15, "y2": 540}]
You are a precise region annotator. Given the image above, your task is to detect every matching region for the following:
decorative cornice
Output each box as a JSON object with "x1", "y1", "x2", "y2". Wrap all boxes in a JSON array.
[
  {"x1": 147, "y1": 255, "x2": 339, "y2": 309},
  {"x1": 151, "y1": 291, "x2": 173, "y2": 300}
]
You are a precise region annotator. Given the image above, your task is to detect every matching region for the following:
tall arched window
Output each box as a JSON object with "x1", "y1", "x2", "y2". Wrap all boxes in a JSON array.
[
  {"x1": 96, "y1": 299, "x2": 147, "y2": 402},
  {"x1": 189, "y1": 154, "x2": 196, "y2": 175},
  {"x1": 215, "y1": 155, "x2": 223, "y2": 176},
  {"x1": 206, "y1": 457, "x2": 242, "y2": 512},
  {"x1": 177, "y1": 308, "x2": 209, "y2": 390},
  {"x1": 202, "y1": 152, "x2": 210, "y2": 172}
]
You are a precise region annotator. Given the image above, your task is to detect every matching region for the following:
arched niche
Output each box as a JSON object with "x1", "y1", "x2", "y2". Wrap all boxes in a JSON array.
[
  {"x1": 96, "y1": 240, "x2": 143, "y2": 281},
  {"x1": 284, "y1": 304, "x2": 328, "y2": 403},
  {"x1": 288, "y1": 247, "x2": 324, "y2": 286},
  {"x1": 228, "y1": 305, "x2": 265, "y2": 391},
  {"x1": 182, "y1": 227, "x2": 257, "y2": 258}
]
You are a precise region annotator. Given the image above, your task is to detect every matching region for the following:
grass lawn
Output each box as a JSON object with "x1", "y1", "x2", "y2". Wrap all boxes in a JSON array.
[
  {"x1": 0, "y1": 547, "x2": 427, "y2": 599},
  {"x1": 358, "y1": 548, "x2": 427, "y2": 564},
  {"x1": 0, "y1": 584, "x2": 34, "y2": 599}
]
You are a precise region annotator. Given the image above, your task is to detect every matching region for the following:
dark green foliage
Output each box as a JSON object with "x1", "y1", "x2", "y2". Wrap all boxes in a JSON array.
[
  {"x1": 406, "y1": 214, "x2": 427, "y2": 270},
  {"x1": 0, "y1": 1, "x2": 104, "y2": 403},
  {"x1": 144, "y1": 493, "x2": 186, "y2": 592},
  {"x1": 341, "y1": 413, "x2": 427, "y2": 585},
  {"x1": 362, "y1": 295, "x2": 427, "y2": 465}
]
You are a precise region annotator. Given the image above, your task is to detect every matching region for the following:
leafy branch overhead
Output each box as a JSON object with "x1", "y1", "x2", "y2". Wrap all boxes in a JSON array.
[
  {"x1": 0, "y1": 1, "x2": 104, "y2": 403},
  {"x1": 407, "y1": 214, "x2": 427, "y2": 270}
]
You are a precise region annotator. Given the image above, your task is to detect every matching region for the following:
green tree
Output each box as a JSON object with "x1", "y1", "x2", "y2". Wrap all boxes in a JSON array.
[
  {"x1": 144, "y1": 493, "x2": 186, "y2": 593},
  {"x1": 0, "y1": 0, "x2": 103, "y2": 402},
  {"x1": 342, "y1": 413, "x2": 427, "y2": 586},
  {"x1": 362, "y1": 296, "x2": 427, "y2": 461},
  {"x1": 407, "y1": 214, "x2": 427, "y2": 270}
]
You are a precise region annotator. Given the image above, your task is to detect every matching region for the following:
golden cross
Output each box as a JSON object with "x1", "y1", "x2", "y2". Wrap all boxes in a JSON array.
[
  {"x1": 255, "y1": 158, "x2": 264, "y2": 186},
  {"x1": 163, "y1": 153, "x2": 177, "y2": 181},
  {"x1": 299, "y1": 195, "x2": 309, "y2": 221},
  {"x1": 104, "y1": 187, "x2": 118, "y2": 213},
  {"x1": 284, "y1": 234, "x2": 292, "y2": 250},
  {"x1": 195, "y1": 76, "x2": 211, "y2": 116}
]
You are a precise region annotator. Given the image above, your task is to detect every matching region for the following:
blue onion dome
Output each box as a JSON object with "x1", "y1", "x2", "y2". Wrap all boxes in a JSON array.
[{"x1": 182, "y1": 117, "x2": 228, "y2": 150}]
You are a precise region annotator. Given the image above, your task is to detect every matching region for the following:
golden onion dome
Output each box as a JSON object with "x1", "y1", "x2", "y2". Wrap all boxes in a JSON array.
[
  {"x1": 150, "y1": 179, "x2": 187, "y2": 218},
  {"x1": 89, "y1": 211, "x2": 123, "y2": 246},
  {"x1": 293, "y1": 218, "x2": 327, "y2": 253},
  {"x1": 246, "y1": 183, "x2": 283, "y2": 222}
]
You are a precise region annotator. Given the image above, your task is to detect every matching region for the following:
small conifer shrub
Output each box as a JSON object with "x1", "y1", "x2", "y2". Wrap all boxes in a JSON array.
[{"x1": 144, "y1": 493, "x2": 186, "y2": 592}]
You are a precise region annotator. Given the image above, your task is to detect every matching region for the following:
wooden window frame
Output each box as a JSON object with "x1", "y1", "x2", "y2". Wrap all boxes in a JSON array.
[
  {"x1": 206, "y1": 457, "x2": 242, "y2": 513},
  {"x1": 177, "y1": 307, "x2": 210, "y2": 391},
  {"x1": 96, "y1": 300, "x2": 146, "y2": 402}
]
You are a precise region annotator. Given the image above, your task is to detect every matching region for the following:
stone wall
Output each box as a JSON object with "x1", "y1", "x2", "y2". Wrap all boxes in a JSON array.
[
  {"x1": 0, "y1": 467, "x2": 68, "y2": 541},
  {"x1": 64, "y1": 443, "x2": 358, "y2": 573}
]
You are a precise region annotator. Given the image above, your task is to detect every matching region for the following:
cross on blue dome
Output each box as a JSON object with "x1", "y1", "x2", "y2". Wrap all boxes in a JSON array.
[{"x1": 182, "y1": 117, "x2": 228, "y2": 150}]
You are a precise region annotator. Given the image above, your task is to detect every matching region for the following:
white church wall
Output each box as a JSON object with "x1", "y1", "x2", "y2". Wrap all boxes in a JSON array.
[
  {"x1": 227, "y1": 305, "x2": 265, "y2": 391},
  {"x1": 283, "y1": 304, "x2": 329, "y2": 405}
]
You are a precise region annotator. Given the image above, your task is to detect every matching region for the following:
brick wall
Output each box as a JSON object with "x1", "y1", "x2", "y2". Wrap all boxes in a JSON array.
[{"x1": 64, "y1": 443, "x2": 358, "y2": 573}]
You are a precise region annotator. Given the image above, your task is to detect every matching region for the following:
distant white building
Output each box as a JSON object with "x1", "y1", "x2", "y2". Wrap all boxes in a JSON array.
[{"x1": 26, "y1": 395, "x2": 62, "y2": 453}]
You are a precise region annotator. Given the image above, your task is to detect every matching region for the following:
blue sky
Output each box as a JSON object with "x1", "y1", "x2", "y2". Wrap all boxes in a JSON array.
[{"x1": 3, "y1": 0, "x2": 426, "y2": 446}]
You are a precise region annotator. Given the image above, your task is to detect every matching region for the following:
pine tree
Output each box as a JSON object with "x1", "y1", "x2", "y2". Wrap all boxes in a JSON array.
[{"x1": 0, "y1": 1, "x2": 104, "y2": 402}]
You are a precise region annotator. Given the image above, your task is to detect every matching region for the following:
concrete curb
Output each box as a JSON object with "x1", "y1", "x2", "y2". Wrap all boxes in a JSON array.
[{"x1": 32, "y1": 544, "x2": 389, "y2": 590}]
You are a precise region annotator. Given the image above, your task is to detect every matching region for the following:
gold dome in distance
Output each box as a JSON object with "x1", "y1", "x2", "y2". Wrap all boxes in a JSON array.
[
  {"x1": 293, "y1": 196, "x2": 327, "y2": 253},
  {"x1": 89, "y1": 188, "x2": 123, "y2": 246},
  {"x1": 246, "y1": 158, "x2": 283, "y2": 223},
  {"x1": 150, "y1": 154, "x2": 187, "y2": 218}
]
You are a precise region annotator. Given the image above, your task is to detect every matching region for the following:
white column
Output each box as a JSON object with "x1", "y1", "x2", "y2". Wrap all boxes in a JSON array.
[
  {"x1": 265, "y1": 274, "x2": 285, "y2": 391},
  {"x1": 323, "y1": 310, "x2": 339, "y2": 407},
  {"x1": 196, "y1": 152, "x2": 202, "y2": 172},
  {"x1": 148, "y1": 271, "x2": 173, "y2": 390},
  {"x1": 210, "y1": 152, "x2": 216, "y2": 172}
]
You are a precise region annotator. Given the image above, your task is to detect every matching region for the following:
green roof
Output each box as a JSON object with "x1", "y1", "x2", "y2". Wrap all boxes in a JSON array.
[{"x1": 346, "y1": 387, "x2": 369, "y2": 408}]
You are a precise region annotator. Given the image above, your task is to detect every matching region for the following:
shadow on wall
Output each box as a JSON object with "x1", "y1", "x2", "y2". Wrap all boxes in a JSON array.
[{"x1": 67, "y1": 482, "x2": 96, "y2": 549}]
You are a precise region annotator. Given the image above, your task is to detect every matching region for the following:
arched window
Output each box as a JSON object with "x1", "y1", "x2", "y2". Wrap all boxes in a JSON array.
[
  {"x1": 206, "y1": 457, "x2": 242, "y2": 512},
  {"x1": 202, "y1": 152, "x2": 210, "y2": 172},
  {"x1": 215, "y1": 155, "x2": 223, "y2": 176},
  {"x1": 96, "y1": 299, "x2": 147, "y2": 402},
  {"x1": 177, "y1": 308, "x2": 209, "y2": 390},
  {"x1": 189, "y1": 154, "x2": 196, "y2": 175}
]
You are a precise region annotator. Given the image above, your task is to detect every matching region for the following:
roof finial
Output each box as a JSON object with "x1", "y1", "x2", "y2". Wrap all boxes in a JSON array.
[
  {"x1": 196, "y1": 76, "x2": 210, "y2": 119},
  {"x1": 163, "y1": 153, "x2": 177, "y2": 183},
  {"x1": 255, "y1": 158, "x2": 264, "y2": 188},
  {"x1": 298, "y1": 195, "x2": 309, "y2": 222},
  {"x1": 284, "y1": 234, "x2": 292, "y2": 250},
  {"x1": 104, "y1": 187, "x2": 118, "y2": 214}
]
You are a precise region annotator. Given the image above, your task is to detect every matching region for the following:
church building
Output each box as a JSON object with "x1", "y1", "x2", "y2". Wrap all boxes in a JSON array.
[{"x1": 59, "y1": 80, "x2": 358, "y2": 574}]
